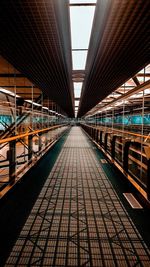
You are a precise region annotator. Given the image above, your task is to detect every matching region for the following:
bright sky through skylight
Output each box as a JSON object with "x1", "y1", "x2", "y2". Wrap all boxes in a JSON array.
[
  {"x1": 70, "y1": 0, "x2": 97, "y2": 3},
  {"x1": 70, "y1": 6, "x2": 95, "y2": 49},
  {"x1": 70, "y1": 0, "x2": 96, "y2": 116},
  {"x1": 72, "y1": 50, "x2": 87, "y2": 70},
  {"x1": 74, "y1": 82, "x2": 83, "y2": 98},
  {"x1": 75, "y1": 100, "x2": 79, "y2": 106}
]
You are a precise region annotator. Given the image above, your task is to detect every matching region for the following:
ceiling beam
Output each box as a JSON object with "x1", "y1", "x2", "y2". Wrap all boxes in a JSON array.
[{"x1": 0, "y1": 74, "x2": 25, "y2": 78}]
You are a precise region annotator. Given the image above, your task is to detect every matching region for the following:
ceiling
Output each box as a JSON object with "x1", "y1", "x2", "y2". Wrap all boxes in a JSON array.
[
  {"x1": 0, "y1": 0, "x2": 74, "y2": 117},
  {"x1": 78, "y1": 0, "x2": 150, "y2": 117},
  {"x1": 0, "y1": 0, "x2": 149, "y2": 118}
]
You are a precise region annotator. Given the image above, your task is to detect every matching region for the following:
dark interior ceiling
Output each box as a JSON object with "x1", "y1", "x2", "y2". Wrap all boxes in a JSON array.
[
  {"x1": 0, "y1": 0, "x2": 74, "y2": 117},
  {"x1": 78, "y1": 0, "x2": 150, "y2": 117},
  {"x1": 0, "y1": 0, "x2": 149, "y2": 118}
]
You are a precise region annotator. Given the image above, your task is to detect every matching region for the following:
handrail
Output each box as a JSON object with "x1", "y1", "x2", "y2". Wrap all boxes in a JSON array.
[
  {"x1": 81, "y1": 123, "x2": 150, "y2": 140},
  {"x1": 0, "y1": 124, "x2": 66, "y2": 144}
]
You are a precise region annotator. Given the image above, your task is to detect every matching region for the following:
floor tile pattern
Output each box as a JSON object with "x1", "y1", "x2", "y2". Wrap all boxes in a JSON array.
[{"x1": 5, "y1": 127, "x2": 150, "y2": 266}]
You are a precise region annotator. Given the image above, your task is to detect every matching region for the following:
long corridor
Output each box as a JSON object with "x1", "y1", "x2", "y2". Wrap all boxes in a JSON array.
[{"x1": 5, "y1": 127, "x2": 150, "y2": 266}]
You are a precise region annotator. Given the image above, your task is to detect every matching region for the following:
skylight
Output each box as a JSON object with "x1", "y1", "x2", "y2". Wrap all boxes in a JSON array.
[
  {"x1": 75, "y1": 100, "x2": 79, "y2": 106},
  {"x1": 70, "y1": 6, "x2": 95, "y2": 49},
  {"x1": 70, "y1": 0, "x2": 97, "y2": 3},
  {"x1": 70, "y1": 0, "x2": 96, "y2": 116},
  {"x1": 74, "y1": 82, "x2": 83, "y2": 98},
  {"x1": 72, "y1": 50, "x2": 88, "y2": 70},
  {"x1": 70, "y1": 1, "x2": 96, "y2": 71}
]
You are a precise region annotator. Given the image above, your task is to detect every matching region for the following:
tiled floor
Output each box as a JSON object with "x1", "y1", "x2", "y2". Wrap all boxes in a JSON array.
[{"x1": 5, "y1": 127, "x2": 150, "y2": 266}]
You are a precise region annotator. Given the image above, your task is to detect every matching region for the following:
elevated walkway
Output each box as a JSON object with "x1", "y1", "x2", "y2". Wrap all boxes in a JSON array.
[{"x1": 1, "y1": 127, "x2": 150, "y2": 266}]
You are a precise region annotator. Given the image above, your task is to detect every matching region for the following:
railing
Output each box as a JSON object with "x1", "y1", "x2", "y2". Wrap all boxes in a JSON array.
[
  {"x1": 81, "y1": 123, "x2": 150, "y2": 202},
  {"x1": 0, "y1": 124, "x2": 69, "y2": 198}
]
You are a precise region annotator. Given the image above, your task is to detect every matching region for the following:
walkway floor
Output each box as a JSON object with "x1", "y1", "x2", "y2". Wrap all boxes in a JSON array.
[{"x1": 5, "y1": 127, "x2": 150, "y2": 266}]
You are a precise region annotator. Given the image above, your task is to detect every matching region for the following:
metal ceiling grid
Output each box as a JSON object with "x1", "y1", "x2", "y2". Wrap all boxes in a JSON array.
[
  {"x1": 78, "y1": 0, "x2": 149, "y2": 117},
  {"x1": 0, "y1": 0, "x2": 74, "y2": 117}
]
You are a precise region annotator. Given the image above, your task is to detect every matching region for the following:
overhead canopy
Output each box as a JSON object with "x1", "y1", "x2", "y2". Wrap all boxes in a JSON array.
[
  {"x1": 78, "y1": 0, "x2": 149, "y2": 117},
  {"x1": 0, "y1": 0, "x2": 74, "y2": 117},
  {"x1": 0, "y1": 0, "x2": 149, "y2": 118}
]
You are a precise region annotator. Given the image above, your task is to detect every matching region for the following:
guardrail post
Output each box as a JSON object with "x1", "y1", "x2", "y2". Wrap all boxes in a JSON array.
[
  {"x1": 144, "y1": 146, "x2": 150, "y2": 200},
  {"x1": 38, "y1": 133, "x2": 42, "y2": 152},
  {"x1": 96, "y1": 130, "x2": 99, "y2": 143},
  {"x1": 100, "y1": 131, "x2": 103, "y2": 145},
  {"x1": 45, "y1": 131, "x2": 48, "y2": 146},
  {"x1": 9, "y1": 140, "x2": 16, "y2": 183},
  {"x1": 104, "y1": 132, "x2": 108, "y2": 151},
  {"x1": 28, "y1": 134, "x2": 33, "y2": 161},
  {"x1": 147, "y1": 159, "x2": 150, "y2": 200},
  {"x1": 123, "y1": 141, "x2": 131, "y2": 172},
  {"x1": 111, "y1": 135, "x2": 116, "y2": 159},
  {"x1": 92, "y1": 128, "x2": 94, "y2": 137}
]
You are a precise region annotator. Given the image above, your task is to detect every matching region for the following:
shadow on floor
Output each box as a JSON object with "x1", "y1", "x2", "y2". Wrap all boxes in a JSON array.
[
  {"x1": 92, "y1": 140, "x2": 150, "y2": 248},
  {"x1": 0, "y1": 134, "x2": 68, "y2": 267}
]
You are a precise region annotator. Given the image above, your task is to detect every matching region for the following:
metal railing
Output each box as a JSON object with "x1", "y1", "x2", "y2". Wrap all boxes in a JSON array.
[
  {"x1": 81, "y1": 123, "x2": 150, "y2": 202},
  {"x1": 0, "y1": 124, "x2": 69, "y2": 198}
]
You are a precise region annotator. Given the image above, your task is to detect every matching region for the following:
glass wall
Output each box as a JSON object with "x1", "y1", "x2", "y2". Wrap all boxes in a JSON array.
[
  {"x1": 0, "y1": 56, "x2": 68, "y2": 194},
  {"x1": 83, "y1": 64, "x2": 150, "y2": 200}
]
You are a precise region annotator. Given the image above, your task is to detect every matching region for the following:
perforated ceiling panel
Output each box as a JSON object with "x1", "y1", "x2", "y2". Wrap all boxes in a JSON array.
[
  {"x1": 0, "y1": 0, "x2": 74, "y2": 117},
  {"x1": 0, "y1": 0, "x2": 149, "y2": 118},
  {"x1": 78, "y1": 0, "x2": 149, "y2": 117}
]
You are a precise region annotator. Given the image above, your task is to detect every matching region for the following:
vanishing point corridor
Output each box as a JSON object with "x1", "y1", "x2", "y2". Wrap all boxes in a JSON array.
[{"x1": 5, "y1": 127, "x2": 150, "y2": 266}]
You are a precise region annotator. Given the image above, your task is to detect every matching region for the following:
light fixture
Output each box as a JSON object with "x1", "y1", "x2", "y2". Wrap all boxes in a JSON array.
[
  {"x1": 0, "y1": 87, "x2": 21, "y2": 98},
  {"x1": 25, "y1": 100, "x2": 42, "y2": 107}
]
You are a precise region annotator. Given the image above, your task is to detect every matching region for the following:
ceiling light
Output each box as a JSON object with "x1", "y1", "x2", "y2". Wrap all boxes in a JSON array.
[
  {"x1": 0, "y1": 87, "x2": 21, "y2": 98},
  {"x1": 25, "y1": 100, "x2": 42, "y2": 107}
]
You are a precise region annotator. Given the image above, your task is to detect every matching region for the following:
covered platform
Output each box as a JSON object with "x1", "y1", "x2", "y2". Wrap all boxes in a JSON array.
[
  {"x1": 0, "y1": 127, "x2": 150, "y2": 266},
  {"x1": 0, "y1": 0, "x2": 149, "y2": 266}
]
